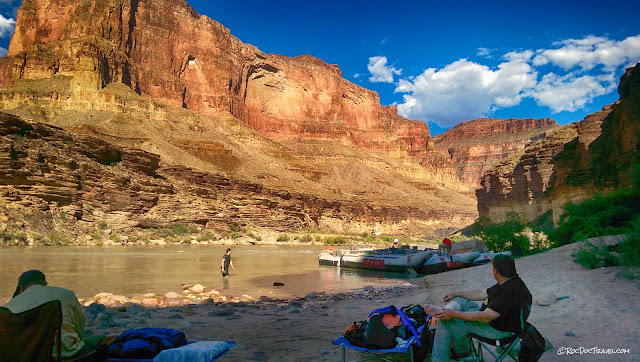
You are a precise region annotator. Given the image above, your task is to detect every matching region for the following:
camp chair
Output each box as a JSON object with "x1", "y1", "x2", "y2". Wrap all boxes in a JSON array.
[
  {"x1": 332, "y1": 306, "x2": 428, "y2": 362},
  {"x1": 467, "y1": 300, "x2": 531, "y2": 361},
  {"x1": 0, "y1": 300, "x2": 62, "y2": 362}
]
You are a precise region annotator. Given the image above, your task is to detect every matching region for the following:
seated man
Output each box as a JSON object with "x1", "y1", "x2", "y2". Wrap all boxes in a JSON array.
[
  {"x1": 425, "y1": 254, "x2": 532, "y2": 362},
  {"x1": 2, "y1": 270, "x2": 106, "y2": 359}
]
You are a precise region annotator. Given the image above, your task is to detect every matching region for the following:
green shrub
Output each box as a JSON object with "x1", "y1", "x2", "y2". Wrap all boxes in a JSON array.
[
  {"x1": 551, "y1": 164, "x2": 640, "y2": 246},
  {"x1": 171, "y1": 223, "x2": 193, "y2": 235},
  {"x1": 229, "y1": 232, "x2": 243, "y2": 239},
  {"x1": 619, "y1": 218, "x2": 640, "y2": 267},
  {"x1": 323, "y1": 236, "x2": 347, "y2": 245},
  {"x1": 47, "y1": 232, "x2": 70, "y2": 246},
  {"x1": 31, "y1": 233, "x2": 44, "y2": 242},
  {"x1": 247, "y1": 232, "x2": 262, "y2": 241},
  {"x1": 478, "y1": 213, "x2": 530, "y2": 255},
  {"x1": 198, "y1": 231, "x2": 217, "y2": 241},
  {"x1": 109, "y1": 234, "x2": 121, "y2": 243},
  {"x1": 276, "y1": 234, "x2": 290, "y2": 242},
  {"x1": 297, "y1": 234, "x2": 312, "y2": 243},
  {"x1": 97, "y1": 221, "x2": 108, "y2": 230},
  {"x1": 91, "y1": 232, "x2": 102, "y2": 241},
  {"x1": 229, "y1": 222, "x2": 240, "y2": 232},
  {"x1": 572, "y1": 242, "x2": 620, "y2": 269}
]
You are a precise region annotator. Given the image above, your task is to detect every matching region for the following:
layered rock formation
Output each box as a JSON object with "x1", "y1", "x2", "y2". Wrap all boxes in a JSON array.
[
  {"x1": 434, "y1": 118, "x2": 559, "y2": 187},
  {"x1": 2, "y1": 0, "x2": 442, "y2": 166},
  {"x1": 0, "y1": 112, "x2": 474, "y2": 243},
  {"x1": 476, "y1": 64, "x2": 640, "y2": 225},
  {"x1": 0, "y1": 0, "x2": 477, "y2": 240}
]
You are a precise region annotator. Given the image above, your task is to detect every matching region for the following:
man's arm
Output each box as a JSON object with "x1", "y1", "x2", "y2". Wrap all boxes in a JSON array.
[
  {"x1": 221, "y1": 258, "x2": 225, "y2": 270},
  {"x1": 443, "y1": 289, "x2": 488, "y2": 302},
  {"x1": 230, "y1": 260, "x2": 235, "y2": 270},
  {"x1": 436, "y1": 307, "x2": 500, "y2": 323}
]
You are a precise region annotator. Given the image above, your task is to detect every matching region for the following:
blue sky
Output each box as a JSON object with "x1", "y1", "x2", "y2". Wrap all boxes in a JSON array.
[{"x1": 1, "y1": 0, "x2": 640, "y2": 135}]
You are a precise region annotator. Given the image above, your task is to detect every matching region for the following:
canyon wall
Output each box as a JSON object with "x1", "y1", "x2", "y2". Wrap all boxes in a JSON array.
[
  {"x1": 476, "y1": 64, "x2": 640, "y2": 225},
  {"x1": 2, "y1": 0, "x2": 443, "y2": 171},
  {"x1": 0, "y1": 112, "x2": 471, "y2": 242},
  {"x1": 0, "y1": 0, "x2": 476, "y2": 239},
  {"x1": 434, "y1": 118, "x2": 559, "y2": 187}
]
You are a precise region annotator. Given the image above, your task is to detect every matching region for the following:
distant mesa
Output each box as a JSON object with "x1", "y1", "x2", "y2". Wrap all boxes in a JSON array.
[{"x1": 434, "y1": 117, "x2": 560, "y2": 188}]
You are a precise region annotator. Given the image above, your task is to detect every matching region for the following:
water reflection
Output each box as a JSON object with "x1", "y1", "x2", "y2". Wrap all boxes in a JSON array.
[{"x1": 221, "y1": 276, "x2": 229, "y2": 293}]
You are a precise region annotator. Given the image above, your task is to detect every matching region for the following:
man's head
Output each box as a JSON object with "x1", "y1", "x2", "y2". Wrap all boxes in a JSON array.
[
  {"x1": 226, "y1": 248, "x2": 232, "y2": 254},
  {"x1": 492, "y1": 254, "x2": 517, "y2": 280},
  {"x1": 13, "y1": 270, "x2": 47, "y2": 297}
]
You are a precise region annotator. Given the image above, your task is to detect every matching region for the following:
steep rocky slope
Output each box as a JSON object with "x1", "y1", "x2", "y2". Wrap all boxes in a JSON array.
[
  {"x1": 0, "y1": 112, "x2": 475, "y2": 243},
  {"x1": 0, "y1": 0, "x2": 476, "y2": 241},
  {"x1": 476, "y1": 64, "x2": 640, "y2": 225},
  {"x1": 434, "y1": 118, "x2": 559, "y2": 187}
]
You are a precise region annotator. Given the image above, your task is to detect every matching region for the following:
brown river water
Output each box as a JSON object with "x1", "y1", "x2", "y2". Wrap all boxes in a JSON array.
[{"x1": 0, "y1": 245, "x2": 411, "y2": 302}]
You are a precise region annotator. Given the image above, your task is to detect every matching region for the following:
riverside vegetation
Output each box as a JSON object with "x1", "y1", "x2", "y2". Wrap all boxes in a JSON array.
[{"x1": 462, "y1": 163, "x2": 640, "y2": 282}]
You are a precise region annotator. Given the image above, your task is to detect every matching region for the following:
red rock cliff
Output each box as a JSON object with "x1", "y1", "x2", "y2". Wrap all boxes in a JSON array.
[
  {"x1": 0, "y1": 0, "x2": 474, "y2": 238},
  {"x1": 434, "y1": 118, "x2": 559, "y2": 187},
  {"x1": 4, "y1": 0, "x2": 435, "y2": 164}
]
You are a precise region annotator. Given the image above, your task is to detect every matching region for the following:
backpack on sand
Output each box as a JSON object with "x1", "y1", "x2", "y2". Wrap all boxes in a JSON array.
[
  {"x1": 344, "y1": 320, "x2": 368, "y2": 347},
  {"x1": 519, "y1": 323, "x2": 546, "y2": 362}
]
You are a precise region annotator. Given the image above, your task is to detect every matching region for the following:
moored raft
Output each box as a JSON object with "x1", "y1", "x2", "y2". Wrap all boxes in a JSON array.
[
  {"x1": 318, "y1": 247, "x2": 342, "y2": 266},
  {"x1": 318, "y1": 246, "x2": 377, "y2": 266},
  {"x1": 472, "y1": 250, "x2": 513, "y2": 264},
  {"x1": 339, "y1": 248, "x2": 433, "y2": 273},
  {"x1": 416, "y1": 251, "x2": 480, "y2": 274}
]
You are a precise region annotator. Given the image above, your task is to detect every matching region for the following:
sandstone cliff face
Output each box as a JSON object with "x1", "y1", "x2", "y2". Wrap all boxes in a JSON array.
[
  {"x1": 434, "y1": 118, "x2": 559, "y2": 187},
  {"x1": 0, "y1": 0, "x2": 475, "y2": 239},
  {"x1": 476, "y1": 64, "x2": 640, "y2": 225},
  {"x1": 3, "y1": 0, "x2": 439, "y2": 169}
]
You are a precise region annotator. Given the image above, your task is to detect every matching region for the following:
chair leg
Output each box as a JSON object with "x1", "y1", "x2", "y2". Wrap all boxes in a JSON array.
[{"x1": 469, "y1": 337, "x2": 485, "y2": 361}]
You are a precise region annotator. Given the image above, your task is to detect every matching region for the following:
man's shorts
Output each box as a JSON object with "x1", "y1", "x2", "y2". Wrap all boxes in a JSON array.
[{"x1": 221, "y1": 269, "x2": 229, "y2": 277}]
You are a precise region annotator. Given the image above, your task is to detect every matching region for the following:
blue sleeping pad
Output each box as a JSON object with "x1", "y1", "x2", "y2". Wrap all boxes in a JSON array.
[{"x1": 108, "y1": 328, "x2": 187, "y2": 359}]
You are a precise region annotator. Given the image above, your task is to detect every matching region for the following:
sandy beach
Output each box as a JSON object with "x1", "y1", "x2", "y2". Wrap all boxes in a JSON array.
[{"x1": 78, "y1": 237, "x2": 640, "y2": 361}]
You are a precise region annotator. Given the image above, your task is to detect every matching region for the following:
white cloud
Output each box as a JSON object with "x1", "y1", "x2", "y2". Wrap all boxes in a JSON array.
[
  {"x1": 477, "y1": 47, "x2": 492, "y2": 57},
  {"x1": 533, "y1": 35, "x2": 640, "y2": 72},
  {"x1": 395, "y1": 57, "x2": 537, "y2": 127},
  {"x1": 353, "y1": 73, "x2": 362, "y2": 78},
  {"x1": 0, "y1": 14, "x2": 15, "y2": 38},
  {"x1": 393, "y1": 35, "x2": 640, "y2": 127},
  {"x1": 368, "y1": 56, "x2": 402, "y2": 83},
  {"x1": 532, "y1": 72, "x2": 613, "y2": 112},
  {"x1": 379, "y1": 37, "x2": 390, "y2": 45}
]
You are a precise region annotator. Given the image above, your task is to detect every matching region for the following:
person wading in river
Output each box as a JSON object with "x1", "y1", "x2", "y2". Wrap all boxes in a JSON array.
[{"x1": 221, "y1": 248, "x2": 235, "y2": 277}]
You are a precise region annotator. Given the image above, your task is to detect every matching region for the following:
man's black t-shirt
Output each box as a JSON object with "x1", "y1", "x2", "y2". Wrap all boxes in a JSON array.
[
  {"x1": 480, "y1": 275, "x2": 532, "y2": 332},
  {"x1": 222, "y1": 254, "x2": 231, "y2": 270}
]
